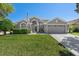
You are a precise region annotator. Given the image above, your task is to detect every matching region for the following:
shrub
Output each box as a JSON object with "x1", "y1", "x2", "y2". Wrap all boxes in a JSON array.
[
  {"x1": 73, "y1": 27, "x2": 79, "y2": 32},
  {"x1": 39, "y1": 28, "x2": 44, "y2": 33},
  {"x1": 13, "y1": 29, "x2": 30, "y2": 34},
  {"x1": 69, "y1": 26, "x2": 79, "y2": 33}
]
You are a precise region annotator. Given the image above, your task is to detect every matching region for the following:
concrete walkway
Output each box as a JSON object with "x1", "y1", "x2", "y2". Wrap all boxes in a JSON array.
[
  {"x1": 28, "y1": 33, "x2": 47, "y2": 35},
  {"x1": 50, "y1": 34, "x2": 79, "y2": 56}
]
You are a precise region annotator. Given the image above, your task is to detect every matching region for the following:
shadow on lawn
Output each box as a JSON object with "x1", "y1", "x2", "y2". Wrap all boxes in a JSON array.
[
  {"x1": 59, "y1": 50, "x2": 74, "y2": 56},
  {"x1": 58, "y1": 43, "x2": 74, "y2": 56}
]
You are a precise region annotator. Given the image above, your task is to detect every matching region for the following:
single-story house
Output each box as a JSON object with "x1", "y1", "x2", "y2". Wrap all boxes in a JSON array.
[
  {"x1": 68, "y1": 19, "x2": 79, "y2": 31},
  {"x1": 15, "y1": 17, "x2": 68, "y2": 34}
]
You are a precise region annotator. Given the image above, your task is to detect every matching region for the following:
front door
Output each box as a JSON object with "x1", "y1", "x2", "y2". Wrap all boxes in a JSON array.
[{"x1": 32, "y1": 25, "x2": 37, "y2": 33}]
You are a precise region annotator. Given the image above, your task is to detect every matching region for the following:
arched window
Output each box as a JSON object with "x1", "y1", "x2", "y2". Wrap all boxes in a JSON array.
[
  {"x1": 32, "y1": 21, "x2": 37, "y2": 25},
  {"x1": 20, "y1": 22, "x2": 27, "y2": 29}
]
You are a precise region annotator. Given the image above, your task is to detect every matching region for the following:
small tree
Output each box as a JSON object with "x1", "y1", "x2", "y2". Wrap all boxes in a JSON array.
[
  {"x1": 0, "y1": 18, "x2": 14, "y2": 35},
  {"x1": 0, "y1": 3, "x2": 14, "y2": 17}
]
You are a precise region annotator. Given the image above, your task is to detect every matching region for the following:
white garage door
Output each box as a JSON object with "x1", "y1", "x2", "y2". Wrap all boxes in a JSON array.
[{"x1": 48, "y1": 25, "x2": 66, "y2": 33}]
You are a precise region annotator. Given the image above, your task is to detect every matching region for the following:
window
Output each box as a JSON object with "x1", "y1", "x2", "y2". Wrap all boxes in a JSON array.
[
  {"x1": 32, "y1": 21, "x2": 37, "y2": 25},
  {"x1": 20, "y1": 23, "x2": 27, "y2": 29}
]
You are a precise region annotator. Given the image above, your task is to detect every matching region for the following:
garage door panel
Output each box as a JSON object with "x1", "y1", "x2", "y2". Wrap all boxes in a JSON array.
[{"x1": 48, "y1": 25, "x2": 65, "y2": 33}]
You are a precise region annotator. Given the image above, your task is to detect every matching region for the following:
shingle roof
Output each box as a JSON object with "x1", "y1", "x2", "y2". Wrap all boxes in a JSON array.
[
  {"x1": 16, "y1": 20, "x2": 27, "y2": 24},
  {"x1": 48, "y1": 18, "x2": 67, "y2": 24},
  {"x1": 68, "y1": 19, "x2": 79, "y2": 25},
  {"x1": 41, "y1": 20, "x2": 48, "y2": 24}
]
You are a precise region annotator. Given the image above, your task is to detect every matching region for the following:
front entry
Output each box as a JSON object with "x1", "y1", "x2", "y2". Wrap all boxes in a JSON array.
[
  {"x1": 31, "y1": 25, "x2": 37, "y2": 33},
  {"x1": 31, "y1": 19, "x2": 39, "y2": 33}
]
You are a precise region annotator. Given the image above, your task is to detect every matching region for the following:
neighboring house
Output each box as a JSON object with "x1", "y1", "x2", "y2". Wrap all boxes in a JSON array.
[
  {"x1": 68, "y1": 19, "x2": 79, "y2": 30},
  {"x1": 15, "y1": 17, "x2": 68, "y2": 34}
]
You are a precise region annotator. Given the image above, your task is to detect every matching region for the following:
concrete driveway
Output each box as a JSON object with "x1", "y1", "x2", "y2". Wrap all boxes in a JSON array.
[{"x1": 50, "y1": 34, "x2": 79, "y2": 56}]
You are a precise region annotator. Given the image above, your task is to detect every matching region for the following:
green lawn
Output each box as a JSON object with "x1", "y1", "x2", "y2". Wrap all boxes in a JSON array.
[
  {"x1": 71, "y1": 32, "x2": 79, "y2": 36},
  {"x1": 0, "y1": 34, "x2": 73, "y2": 56}
]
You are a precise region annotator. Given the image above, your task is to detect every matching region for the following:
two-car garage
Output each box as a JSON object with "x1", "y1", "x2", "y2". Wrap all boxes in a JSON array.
[
  {"x1": 47, "y1": 25, "x2": 67, "y2": 33},
  {"x1": 46, "y1": 18, "x2": 68, "y2": 34}
]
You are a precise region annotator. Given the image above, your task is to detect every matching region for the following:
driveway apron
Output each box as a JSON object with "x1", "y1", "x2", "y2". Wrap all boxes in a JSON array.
[{"x1": 50, "y1": 34, "x2": 79, "y2": 56}]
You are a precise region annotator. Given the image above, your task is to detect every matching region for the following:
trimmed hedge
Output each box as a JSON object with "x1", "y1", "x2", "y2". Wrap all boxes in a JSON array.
[{"x1": 13, "y1": 29, "x2": 30, "y2": 34}]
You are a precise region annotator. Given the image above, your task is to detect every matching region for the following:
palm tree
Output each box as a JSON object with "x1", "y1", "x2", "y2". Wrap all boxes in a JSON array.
[
  {"x1": 75, "y1": 3, "x2": 79, "y2": 13},
  {"x1": 0, "y1": 3, "x2": 14, "y2": 17}
]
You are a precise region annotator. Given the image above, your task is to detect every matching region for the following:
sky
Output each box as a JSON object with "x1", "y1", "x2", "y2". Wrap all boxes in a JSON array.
[{"x1": 7, "y1": 3, "x2": 79, "y2": 22}]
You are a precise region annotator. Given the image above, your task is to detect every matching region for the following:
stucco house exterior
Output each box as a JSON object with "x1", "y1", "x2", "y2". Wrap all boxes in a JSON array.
[
  {"x1": 68, "y1": 19, "x2": 79, "y2": 30},
  {"x1": 15, "y1": 17, "x2": 68, "y2": 33}
]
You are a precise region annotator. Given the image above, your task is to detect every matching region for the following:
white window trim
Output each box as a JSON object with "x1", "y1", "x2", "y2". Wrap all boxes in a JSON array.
[{"x1": 20, "y1": 22, "x2": 27, "y2": 29}]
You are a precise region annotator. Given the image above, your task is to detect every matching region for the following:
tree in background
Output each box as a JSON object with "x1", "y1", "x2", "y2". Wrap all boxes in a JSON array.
[
  {"x1": 0, "y1": 18, "x2": 14, "y2": 35},
  {"x1": 0, "y1": 3, "x2": 14, "y2": 17},
  {"x1": 0, "y1": 3, "x2": 14, "y2": 35},
  {"x1": 75, "y1": 3, "x2": 79, "y2": 13}
]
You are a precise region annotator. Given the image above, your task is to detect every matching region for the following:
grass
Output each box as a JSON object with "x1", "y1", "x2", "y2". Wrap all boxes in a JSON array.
[
  {"x1": 0, "y1": 34, "x2": 73, "y2": 56},
  {"x1": 71, "y1": 32, "x2": 79, "y2": 36}
]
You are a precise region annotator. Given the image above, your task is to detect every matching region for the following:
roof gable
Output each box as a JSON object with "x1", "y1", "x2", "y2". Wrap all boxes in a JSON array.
[
  {"x1": 48, "y1": 18, "x2": 67, "y2": 24},
  {"x1": 30, "y1": 17, "x2": 40, "y2": 23},
  {"x1": 16, "y1": 20, "x2": 27, "y2": 25},
  {"x1": 68, "y1": 19, "x2": 79, "y2": 25}
]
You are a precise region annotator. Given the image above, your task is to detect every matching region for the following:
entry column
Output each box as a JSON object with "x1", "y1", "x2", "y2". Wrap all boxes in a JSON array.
[{"x1": 37, "y1": 23, "x2": 39, "y2": 32}]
